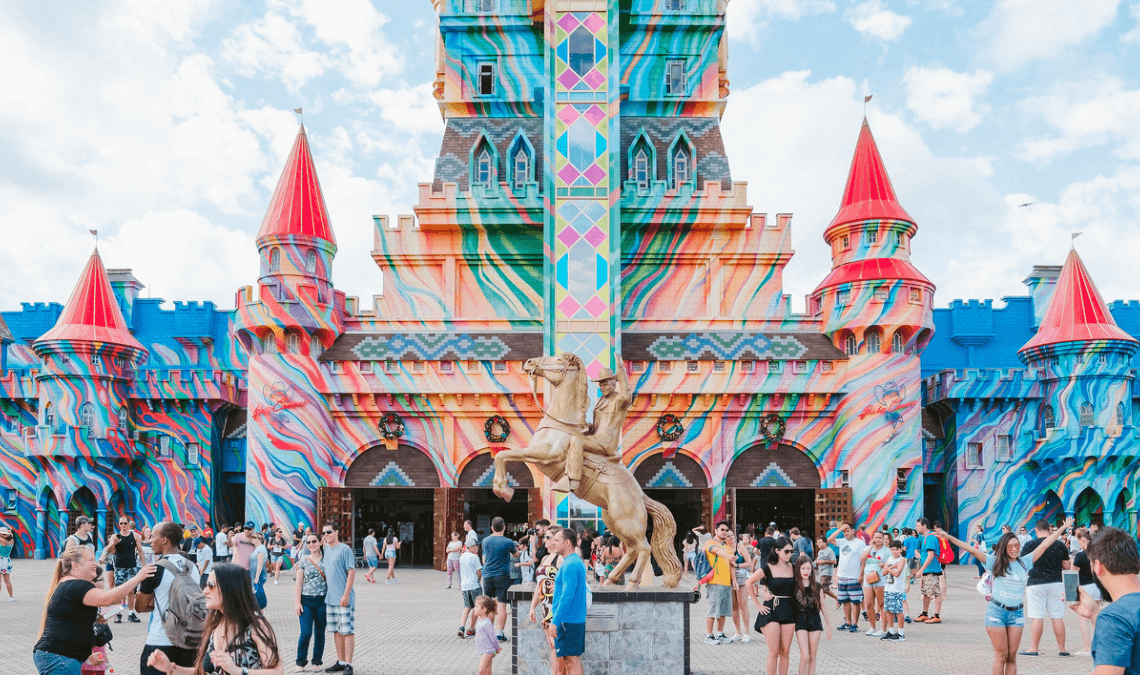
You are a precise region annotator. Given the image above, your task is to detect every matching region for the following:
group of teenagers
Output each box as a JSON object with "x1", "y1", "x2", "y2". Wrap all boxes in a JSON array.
[{"x1": 30, "y1": 518, "x2": 363, "y2": 675}]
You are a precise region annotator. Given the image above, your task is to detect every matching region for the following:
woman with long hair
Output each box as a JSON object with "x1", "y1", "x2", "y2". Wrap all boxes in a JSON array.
[
  {"x1": 146, "y1": 563, "x2": 283, "y2": 675},
  {"x1": 748, "y1": 536, "x2": 797, "y2": 675},
  {"x1": 249, "y1": 532, "x2": 268, "y2": 609},
  {"x1": 294, "y1": 534, "x2": 326, "y2": 672},
  {"x1": 445, "y1": 531, "x2": 463, "y2": 589},
  {"x1": 1071, "y1": 527, "x2": 1101, "y2": 656},
  {"x1": 527, "y1": 528, "x2": 565, "y2": 675},
  {"x1": 34, "y1": 547, "x2": 155, "y2": 674},
  {"x1": 0, "y1": 526, "x2": 15, "y2": 601},
  {"x1": 728, "y1": 531, "x2": 756, "y2": 643},
  {"x1": 682, "y1": 532, "x2": 698, "y2": 578},
  {"x1": 383, "y1": 528, "x2": 400, "y2": 584},
  {"x1": 140, "y1": 525, "x2": 154, "y2": 565},
  {"x1": 936, "y1": 517, "x2": 1072, "y2": 675},
  {"x1": 791, "y1": 554, "x2": 830, "y2": 675},
  {"x1": 970, "y1": 524, "x2": 987, "y2": 578}
]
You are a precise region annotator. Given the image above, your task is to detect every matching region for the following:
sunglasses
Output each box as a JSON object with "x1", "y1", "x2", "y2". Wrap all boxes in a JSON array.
[
  {"x1": 119, "y1": 522, "x2": 128, "y2": 525},
  {"x1": 205, "y1": 579, "x2": 216, "y2": 589},
  {"x1": 781, "y1": 548, "x2": 794, "y2": 554},
  {"x1": 322, "y1": 530, "x2": 334, "y2": 535}
]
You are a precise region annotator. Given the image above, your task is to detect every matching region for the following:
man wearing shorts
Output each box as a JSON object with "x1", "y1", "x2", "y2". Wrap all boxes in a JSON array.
[
  {"x1": 106, "y1": 516, "x2": 145, "y2": 623},
  {"x1": 828, "y1": 522, "x2": 867, "y2": 632},
  {"x1": 1021, "y1": 518, "x2": 1070, "y2": 656},
  {"x1": 549, "y1": 527, "x2": 587, "y2": 674},
  {"x1": 458, "y1": 543, "x2": 482, "y2": 637},
  {"x1": 814, "y1": 537, "x2": 837, "y2": 600},
  {"x1": 481, "y1": 516, "x2": 518, "y2": 642},
  {"x1": 322, "y1": 520, "x2": 356, "y2": 675},
  {"x1": 915, "y1": 518, "x2": 944, "y2": 623},
  {"x1": 362, "y1": 528, "x2": 380, "y2": 584},
  {"x1": 702, "y1": 521, "x2": 736, "y2": 644}
]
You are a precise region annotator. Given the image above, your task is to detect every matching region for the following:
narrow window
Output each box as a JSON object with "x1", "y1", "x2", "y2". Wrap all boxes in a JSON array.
[
  {"x1": 673, "y1": 147, "x2": 690, "y2": 187},
  {"x1": 867, "y1": 332, "x2": 881, "y2": 354},
  {"x1": 305, "y1": 250, "x2": 317, "y2": 274},
  {"x1": 80, "y1": 402, "x2": 95, "y2": 436},
  {"x1": 966, "y1": 442, "x2": 983, "y2": 468},
  {"x1": 895, "y1": 232, "x2": 903, "y2": 245},
  {"x1": 909, "y1": 288, "x2": 922, "y2": 303},
  {"x1": 477, "y1": 148, "x2": 493, "y2": 188},
  {"x1": 187, "y1": 442, "x2": 200, "y2": 466},
  {"x1": 634, "y1": 149, "x2": 649, "y2": 188},
  {"x1": 1099, "y1": 353, "x2": 1108, "y2": 364},
  {"x1": 270, "y1": 248, "x2": 281, "y2": 272},
  {"x1": 665, "y1": 60, "x2": 686, "y2": 96},
  {"x1": 892, "y1": 332, "x2": 905, "y2": 354},
  {"x1": 866, "y1": 229, "x2": 878, "y2": 244},
  {"x1": 117, "y1": 407, "x2": 128, "y2": 432},
  {"x1": 90, "y1": 352, "x2": 99, "y2": 365},
  {"x1": 262, "y1": 334, "x2": 276, "y2": 354},
  {"x1": 793, "y1": 361, "x2": 808, "y2": 373},
  {"x1": 158, "y1": 435, "x2": 172, "y2": 459},
  {"x1": 477, "y1": 63, "x2": 496, "y2": 96},
  {"x1": 1117, "y1": 402, "x2": 1127, "y2": 426},
  {"x1": 741, "y1": 360, "x2": 754, "y2": 373},
  {"x1": 513, "y1": 148, "x2": 529, "y2": 190},
  {"x1": 996, "y1": 434, "x2": 1012, "y2": 461},
  {"x1": 567, "y1": 26, "x2": 595, "y2": 76},
  {"x1": 1041, "y1": 404, "x2": 1055, "y2": 430},
  {"x1": 839, "y1": 470, "x2": 850, "y2": 488},
  {"x1": 659, "y1": 361, "x2": 673, "y2": 373},
  {"x1": 1080, "y1": 402, "x2": 1095, "y2": 427},
  {"x1": 896, "y1": 468, "x2": 909, "y2": 493},
  {"x1": 836, "y1": 290, "x2": 850, "y2": 307},
  {"x1": 285, "y1": 333, "x2": 301, "y2": 354},
  {"x1": 844, "y1": 334, "x2": 858, "y2": 356},
  {"x1": 686, "y1": 361, "x2": 699, "y2": 373},
  {"x1": 43, "y1": 403, "x2": 54, "y2": 430},
  {"x1": 873, "y1": 287, "x2": 888, "y2": 302},
  {"x1": 841, "y1": 235, "x2": 850, "y2": 250}
]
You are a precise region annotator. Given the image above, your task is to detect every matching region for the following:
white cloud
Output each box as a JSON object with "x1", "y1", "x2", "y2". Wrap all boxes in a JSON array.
[
  {"x1": 370, "y1": 84, "x2": 444, "y2": 136},
  {"x1": 728, "y1": 0, "x2": 836, "y2": 42},
  {"x1": 281, "y1": 0, "x2": 402, "y2": 88},
  {"x1": 1124, "y1": 2, "x2": 1140, "y2": 43},
  {"x1": 221, "y1": 12, "x2": 328, "y2": 92},
  {"x1": 903, "y1": 66, "x2": 994, "y2": 132},
  {"x1": 980, "y1": 0, "x2": 1120, "y2": 71},
  {"x1": 1017, "y1": 77, "x2": 1140, "y2": 162},
  {"x1": 845, "y1": 0, "x2": 912, "y2": 41}
]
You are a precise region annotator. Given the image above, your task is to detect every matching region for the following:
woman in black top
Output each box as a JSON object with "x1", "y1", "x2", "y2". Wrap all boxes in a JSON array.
[
  {"x1": 146, "y1": 563, "x2": 283, "y2": 675},
  {"x1": 747, "y1": 536, "x2": 797, "y2": 675},
  {"x1": 792, "y1": 554, "x2": 832, "y2": 675},
  {"x1": 34, "y1": 547, "x2": 154, "y2": 675},
  {"x1": 1072, "y1": 527, "x2": 1101, "y2": 656}
]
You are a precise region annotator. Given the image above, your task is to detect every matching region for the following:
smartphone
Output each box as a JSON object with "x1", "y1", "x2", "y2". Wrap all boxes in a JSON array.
[{"x1": 1062, "y1": 570, "x2": 1080, "y2": 603}]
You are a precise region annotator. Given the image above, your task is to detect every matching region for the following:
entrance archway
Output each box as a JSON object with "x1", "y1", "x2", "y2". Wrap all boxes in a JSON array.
[
  {"x1": 727, "y1": 444, "x2": 821, "y2": 538},
  {"x1": 633, "y1": 452, "x2": 708, "y2": 557},
  {"x1": 1114, "y1": 489, "x2": 1134, "y2": 529},
  {"x1": 1074, "y1": 487, "x2": 1105, "y2": 527},
  {"x1": 458, "y1": 452, "x2": 534, "y2": 539},
  {"x1": 68, "y1": 487, "x2": 99, "y2": 548},
  {"x1": 344, "y1": 444, "x2": 441, "y2": 568}
]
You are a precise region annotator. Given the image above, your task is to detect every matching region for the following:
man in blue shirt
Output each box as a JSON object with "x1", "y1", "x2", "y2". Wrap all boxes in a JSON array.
[
  {"x1": 1070, "y1": 527, "x2": 1140, "y2": 674},
  {"x1": 915, "y1": 517, "x2": 944, "y2": 623},
  {"x1": 480, "y1": 516, "x2": 518, "y2": 641},
  {"x1": 549, "y1": 526, "x2": 587, "y2": 674}
]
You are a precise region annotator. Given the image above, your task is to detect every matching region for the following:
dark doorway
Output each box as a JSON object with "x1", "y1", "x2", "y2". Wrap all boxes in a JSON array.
[
  {"x1": 464, "y1": 489, "x2": 530, "y2": 539},
  {"x1": 644, "y1": 489, "x2": 704, "y2": 557},
  {"x1": 923, "y1": 473, "x2": 947, "y2": 527},
  {"x1": 735, "y1": 489, "x2": 816, "y2": 539},
  {"x1": 352, "y1": 488, "x2": 435, "y2": 567}
]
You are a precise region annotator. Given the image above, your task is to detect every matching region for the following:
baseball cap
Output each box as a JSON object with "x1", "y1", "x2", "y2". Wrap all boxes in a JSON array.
[
  {"x1": 244, "y1": 521, "x2": 255, "y2": 530},
  {"x1": 75, "y1": 516, "x2": 91, "y2": 526}
]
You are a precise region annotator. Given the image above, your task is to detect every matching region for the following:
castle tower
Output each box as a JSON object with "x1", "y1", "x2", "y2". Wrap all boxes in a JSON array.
[
  {"x1": 31, "y1": 249, "x2": 146, "y2": 555},
  {"x1": 812, "y1": 119, "x2": 935, "y2": 528},
  {"x1": 236, "y1": 125, "x2": 346, "y2": 528}
]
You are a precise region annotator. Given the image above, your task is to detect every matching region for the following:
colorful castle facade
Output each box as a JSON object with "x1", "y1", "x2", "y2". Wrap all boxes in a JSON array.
[{"x1": 0, "y1": 1, "x2": 1133, "y2": 564}]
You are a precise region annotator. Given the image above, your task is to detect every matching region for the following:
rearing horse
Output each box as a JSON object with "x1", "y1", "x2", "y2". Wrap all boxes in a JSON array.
[{"x1": 491, "y1": 352, "x2": 681, "y2": 589}]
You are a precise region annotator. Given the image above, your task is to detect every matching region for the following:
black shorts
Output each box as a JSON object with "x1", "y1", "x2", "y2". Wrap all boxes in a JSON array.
[
  {"x1": 483, "y1": 574, "x2": 513, "y2": 603},
  {"x1": 796, "y1": 611, "x2": 824, "y2": 633}
]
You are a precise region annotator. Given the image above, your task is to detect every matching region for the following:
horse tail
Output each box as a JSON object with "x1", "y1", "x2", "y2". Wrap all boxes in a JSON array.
[{"x1": 644, "y1": 495, "x2": 681, "y2": 588}]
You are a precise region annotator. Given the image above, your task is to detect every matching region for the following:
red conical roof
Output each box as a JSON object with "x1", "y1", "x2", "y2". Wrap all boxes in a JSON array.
[
  {"x1": 825, "y1": 119, "x2": 914, "y2": 238},
  {"x1": 36, "y1": 249, "x2": 144, "y2": 350},
  {"x1": 256, "y1": 125, "x2": 336, "y2": 245},
  {"x1": 1020, "y1": 249, "x2": 1136, "y2": 353}
]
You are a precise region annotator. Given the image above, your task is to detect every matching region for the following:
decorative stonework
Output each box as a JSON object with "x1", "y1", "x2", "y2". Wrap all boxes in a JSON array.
[
  {"x1": 750, "y1": 462, "x2": 797, "y2": 488},
  {"x1": 369, "y1": 461, "x2": 415, "y2": 487}
]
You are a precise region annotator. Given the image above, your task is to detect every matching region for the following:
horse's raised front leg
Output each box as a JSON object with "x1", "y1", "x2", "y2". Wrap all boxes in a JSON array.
[{"x1": 491, "y1": 448, "x2": 518, "y2": 502}]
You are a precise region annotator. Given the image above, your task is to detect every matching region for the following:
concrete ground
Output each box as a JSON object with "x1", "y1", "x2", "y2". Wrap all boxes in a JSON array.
[{"x1": 1, "y1": 560, "x2": 1093, "y2": 674}]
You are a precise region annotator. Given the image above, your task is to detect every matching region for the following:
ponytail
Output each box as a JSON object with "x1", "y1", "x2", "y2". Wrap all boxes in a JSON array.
[{"x1": 39, "y1": 548, "x2": 89, "y2": 639}]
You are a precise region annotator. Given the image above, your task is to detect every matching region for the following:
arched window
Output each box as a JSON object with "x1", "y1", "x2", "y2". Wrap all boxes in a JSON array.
[
  {"x1": 269, "y1": 248, "x2": 281, "y2": 272},
  {"x1": 866, "y1": 331, "x2": 882, "y2": 354},
  {"x1": 80, "y1": 402, "x2": 95, "y2": 436},
  {"x1": 1042, "y1": 404, "x2": 1055, "y2": 430},
  {"x1": 1117, "y1": 402, "x2": 1127, "y2": 427},
  {"x1": 43, "y1": 402, "x2": 54, "y2": 430},
  {"x1": 634, "y1": 149, "x2": 649, "y2": 188},
  {"x1": 672, "y1": 147, "x2": 690, "y2": 188},
  {"x1": 263, "y1": 334, "x2": 277, "y2": 355},
  {"x1": 1080, "y1": 402, "x2": 1095, "y2": 427},
  {"x1": 118, "y1": 407, "x2": 128, "y2": 432},
  {"x1": 476, "y1": 147, "x2": 493, "y2": 188},
  {"x1": 844, "y1": 334, "x2": 858, "y2": 356},
  {"x1": 305, "y1": 250, "x2": 317, "y2": 274},
  {"x1": 285, "y1": 333, "x2": 301, "y2": 354},
  {"x1": 892, "y1": 332, "x2": 905, "y2": 354},
  {"x1": 513, "y1": 148, "x2": 529, "y2": 190},
  {"x1": 629, "y1": 132, "x2": 655, "y2": 189}
]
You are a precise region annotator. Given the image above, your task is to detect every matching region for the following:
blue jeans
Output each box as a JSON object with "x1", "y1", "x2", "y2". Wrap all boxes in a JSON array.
[
  {"x1": 297, "y1": 594, "x2": 327, "y2": 666},
  {"x1": 972, "y1": 556, "x2": 986, "y2": 575},
  {"x1": 33, "y1": 651, "x2": 81, "y2": 675}
]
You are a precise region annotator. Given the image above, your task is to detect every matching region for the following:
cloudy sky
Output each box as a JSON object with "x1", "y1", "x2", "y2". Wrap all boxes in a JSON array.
[{"x1": 1, "y1": 0, "x2": 1138, "y2": 315}]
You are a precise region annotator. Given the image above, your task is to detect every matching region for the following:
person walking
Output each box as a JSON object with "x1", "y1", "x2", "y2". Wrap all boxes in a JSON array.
[
  {"x1": 231, "y1": 523, "x2": 255, "y2": 571},
  {"x1": 361, "y1": 529, "x2": 380, "y2": 585},
  {"x1": 473, "y1": 596, "x2": 502, "y2": 675},
  {"x1": 861, "y1": 531, "x2": 888, "y2": 637},
  {"x1": 1020, "y1": 518, "x2": 1072, "y2": 657},
  {"x1": 1067, "y1": 526, "x2": 1140, "y2": 674},
  {"x1": 249, "y1": 532, "x2": 269, "y2": 608},
  {"x1": 480, "y1": 517, "x2": 518, "y2": 642},
  {"x1": 749, "y1": 537, "x2": 797, "y2": 675},
  {"x1": 937, "y1": 517, "x2": 1071, "y2": 674},
  {"x1": 268, "y1": 528, "x2": 289, "y2": 585},
  {"x1": 791, "y1": 554, "x2": 830, "y2": 675},
  {"x1": 0, "y1": 526, "x2": 14, "y2": 601},
  {"x1": 383, "y1": 528, "x2": 401, "y2": 584},
  {"x1": 729, "y1": 531, "x2": 756, "y2": 643},
  {"x1": 194, "y1": 537, "x2": 214, "y2": 591},
  {"x1": 64, "y1": 516, "x2": 96, "y2": 553},
  {"x1": 527, "y1": 530, "x2": 564, "y2": 673},
  {"x1": 33, "y1": 547, "x2": 155, "y2": 674},
  {"x1": 102, "y1": 516, "x2": 146, "y2": 623},
  {"x1": 134, "y1": 522, "x2": 201, "y2": 675},
  {"x1": 459, "y1": 543, "x2": 483, "y2": 638},
  {"x1": 827, "y1": 522, "x2": 867, "y2": 632},
  {"x1": 813, "y1": 537, "x2": 837, "y2": 601},
  {"x1": 444, "y1": 531, "x2": 463, "y2": 589},
  {"x1": 914, "y1": 517, "x2": 944, "y2": 624},
  {"x1": 548, "y1": 527, "x2": 587, "y2": 675},
  {"x1": 701, "y1": 521, "x2": 737, "y2": 645},
  {"x1": 970, "y1": 524, "x2": 988, "y2": 578},
  {"x1": 294, "y1": 533, "x2": 327, "y2": 672},
  {"x1": 213, "y1": 526, "x2": 229, "y2": 564},
  {"x1": 1071, "y1": 527, "x2": 1101, "y2": 656},
  {"x1": 321, "y1": 521, "x2": 356, "y2": 675},
  {"x1": 145, "y1": 563, "x2": 284, "y2": 675}
]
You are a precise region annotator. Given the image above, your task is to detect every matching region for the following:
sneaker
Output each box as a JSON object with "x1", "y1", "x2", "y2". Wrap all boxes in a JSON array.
[
  {"x1": 880, "y1": 632, "x2": 895, "y2": 641},
  {"x1": 1073, "y1": 651, "x2": 1091, "y2": 656},
  {"x1": 705, "y1": 634, "x2": 721, "y2": 645},
  {"x1": 872, "y1": 630, "x2": 887, "y2": 638},
  {"x1": 128, "y1": 612, "x2": 141, "y2": 623},
  {"x1": 274, "y1": 580, "x2": 279, "y2": 585},
  {"x1": 862, "y1": 611, "x2": 868, "y2": 620},
  {"x1": 837, "y1": 623, "x2": 850, "y2": 631},
  {"x1": 848, "y1": 624, "x2": 859, "y2": 633},
  {"x1": 325, "y1": 665, "x2": 346, "y2": 673},
  {"x1": 865, "y1": 628, "x2": 877, "y2": 636},
  {"x1": 740, "y1": 635, "x2": 751, "y2": 643},
  {"x1": 296, "y1": 665, "x2": 309, "y2": 673},
  {"x1": 342, "y1": 666, "x2": 353, "y2": 675},
  {"x1": 894, "y1": 634, "x2": 906, "y2": 642},
  {"x1": 7, "y1": 597, "x2": 13, "y2": 602},
  {"x1": 364, "y1": 573, "x2": 374, "y2": 584},
  {"x1": 926, "y1": 616, "x2": 942, "y2": 624},
  {"x1": 716, "y1": 633, "x2": 732, "y2": 644},
  {"x1": 114, "y1": 615, "x2": 122, "y2": 624},
  {"x1": 466, "y1": 629, "x2": 475, "y2": 637},
  {"x1": 904, "y1": 616, "x2": 913, "y2": 624},
  {"x1": 728, "y1": 634, "x2": 743, "y2": 643},
  {"x1": 914, "y1": 614, "x2": 928, "y2": 623},
  {"x1": 458, "y1": 628, "x2": 466, "y2": 638},
  {"x1": 497, "y1": 635, "x2": 508, "y2": 643}
]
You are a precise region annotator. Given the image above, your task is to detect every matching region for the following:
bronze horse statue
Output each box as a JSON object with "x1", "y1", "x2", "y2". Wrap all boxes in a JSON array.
[{"x1": 491, "y1": 352, "x2": 682, "y2": 589}]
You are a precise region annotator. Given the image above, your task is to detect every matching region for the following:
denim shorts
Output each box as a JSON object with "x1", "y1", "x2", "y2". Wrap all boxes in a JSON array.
[
  {"x1": 985, "y1": 603, "x2": 1025, "y2": 627},
  {"x1": 366, "y1": 556, "x2": 379, "y2": 568},
  {"x1": 33, "y1": 650, "x2": 82, "y2": 675}
]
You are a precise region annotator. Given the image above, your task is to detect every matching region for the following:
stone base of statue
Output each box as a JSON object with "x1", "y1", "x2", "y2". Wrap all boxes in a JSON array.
[{"x1": 508, "y1": 583, "x2": 696, "y2": 675}]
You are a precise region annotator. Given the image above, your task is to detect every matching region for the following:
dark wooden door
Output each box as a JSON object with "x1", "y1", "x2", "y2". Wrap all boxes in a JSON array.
[
  {"x1": 317, "y1": 487, "x2": 353, "y2": 546},
  {"x1": 528, "y1": 488, "x2": 544, "y2": 525},
  {"x1": 815, "y1": 488, "x2": 852, "y2": 540},
  {"x1": 701, "y1": 488, "x2": 714, "y2": 531}
]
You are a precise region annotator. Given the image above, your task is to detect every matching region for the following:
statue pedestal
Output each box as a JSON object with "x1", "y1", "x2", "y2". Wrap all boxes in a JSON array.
[{"x1": 508, "y1": 584, "x2": 696, "y2": 675}]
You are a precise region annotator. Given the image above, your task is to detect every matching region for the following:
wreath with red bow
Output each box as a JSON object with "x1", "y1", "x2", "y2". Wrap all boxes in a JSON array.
[
  {"x1": 760, "y1": 414, "x2": 786, "y2": 445},
  {"x1": 656, "y1": 414, "x2": 684, "y2": 442},
  {"x1": 484, "y1": 415, "x2": 511, "y2": 443},
  {"x1": 379, "y1": 412, "x2": 405, "y2": 440}
]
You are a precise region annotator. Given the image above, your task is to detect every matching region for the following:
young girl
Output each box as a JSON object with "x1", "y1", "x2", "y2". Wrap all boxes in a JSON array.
[
  {"x1": 384, "y1": 528, "x2": 400, "y2": 584},
  {"x1": 1071, "y1": 527, "x2": 1101, "y2": 656},
  {"x1": 473, "y1": 595, "x2": 501, "y2": 675},
  {"x1": 791, "y1": 554, "x2": 830, "y2": 675},
  {"x1": 0, "y1": 526, "x2": 15, "y2": 601},
  {"x1": 682, "y1": 532, "x2": 697, "y2": 577},
  {"x1": 881, "y1": 540, "x2": 907, "y2": 641},
  {"x1": 446, "y1": 531, "x2": 463, "y2": 589}
]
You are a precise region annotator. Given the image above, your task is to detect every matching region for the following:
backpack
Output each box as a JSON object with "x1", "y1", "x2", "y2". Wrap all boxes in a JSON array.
[
  {"x1": 694, "y1": 545, "x2": 717, "y2": 585},
  {"x1": 156, "y1": 557, "x2": 207, "y2": 649},
  {"x1": 936, "y1": 536, "x2": 954, "y2": 565}
]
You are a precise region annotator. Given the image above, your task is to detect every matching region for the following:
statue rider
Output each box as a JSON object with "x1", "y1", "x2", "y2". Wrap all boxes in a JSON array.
[{"x1": 554, "y1": 359, "x2": 631, "y2": 493}]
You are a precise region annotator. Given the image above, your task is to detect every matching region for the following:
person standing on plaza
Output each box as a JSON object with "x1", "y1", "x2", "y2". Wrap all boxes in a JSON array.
[
  {"x1": 294, "y1": 533, "x2": 327, "y2": 672},
  {"x1": 0, "y1": 526, "x2": 15, "y2": 601},
  {"x1": 548, "y1": 527, "x2": 587, "y2": 675},
  {"x1": 880, "y1": 540, "x2": 907, "y2": 642},
  {"x1": 383, "y1": 528, "x2": 401, "y2": 584},
  {"x1": 135, "y1": 522, "x2": 202, "y2": 675},
  {"x1": 231, "y1": 523, "x2": 255, "y2": 571},
  {"x1": 268, "y1": 527, "x2": 289, "y2": 585},
  {"x1": 790, "y1": 528, "x2": 812, "y2": 559},
  {"x1": 195, "y1": 537, "x2": 214, "y2": 591},
  {"x1": 249, "y1": 532, "x2": 268, "y2": 608},
  {"x1": 827, "y1": 522, "x2": 866, "y2": 632},
  {"x1": 1020, "y1": 518, "x2": 1072, "y2": 656},
  {"x1": 361, "y1": 528, "x2": 380, "y2": 585},
  {"x1": 937, "y1": 517, "x2": 1072, "y2": 674},
  {"x1": 459, "y1": 542, "x2": 483, "y2": 638},
  {"x1": 64, "y1": 516, "x2": 96, "y2": 553},
  {"x1": 445, "y1": 531, "x2": 463, "y2": 589},
  {"x1": 517, "y1": 534, "x2": 535, "y2": 584},
  {"x1": 792, "y1": 554, "x2": 831, "y2": 675},
  {"x1": 527, "y1": 530, "x2": 564, "y2": 671},
  {"x1": 214, "y1": 526, "x2": 230, "y2": 564},
  {"x1": 480, "y1": 516, "x2": 517, "y2": 642},
  {"x1": 861, "y1": 530, "x2": 889, "y2": 637},
  {"x1": 1071, "y1": 527, "x2": 1101, "y2": 656},
  {"x1": 970, "y1": 524, "x2": 988, "y2": 578},
  {"x1": 321, "y1": 520, "x2": 356, "y2": 675},
  {"x1": 473, "y1": 595, "x2": 502, "y2": 675},
  {"x1": 914, "y1": 517, "x2": 945, "y2": 624},
  {"x1": 1067, "y1": 526, "x2": 1140, "y2": 674},
  {"x1": 749, "y1": 537, "x2": 797, "y2": 675},
  {"x1": 701, "y1": 521, "x2": 737, "y2": 645},
  {"x1": 464, "y1": 519, "x2": 479, "y2": 548},
  {"x1": 533, "y1": 519, "x2": 551, "y2": 562},
  {"x1": 683, "y1": 532, "x2": 698, "y2": 578},
  {"x1": 140, "y1": 525, "x2": 155, "y2": 564},
  {"x1": 729, "y1": 531, "x2": 756, "y2": 643},
  {"x1": 813, "y1": 537, "x2": 837, "y2": 601},
  {"x1": 1017, "y1": 526, "x2": 1031, "y2": 546},
  {"x1": 102, "y1": 516, "x2": 145, "y2": 623},
  {"x1": 757, "y1": 526, "x2": 778, "y2": 564}
]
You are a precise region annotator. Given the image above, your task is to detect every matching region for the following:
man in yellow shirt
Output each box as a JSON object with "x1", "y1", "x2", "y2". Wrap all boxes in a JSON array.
[{"x1": 702, "y1": 521, "x2": 738, "y2": 644}]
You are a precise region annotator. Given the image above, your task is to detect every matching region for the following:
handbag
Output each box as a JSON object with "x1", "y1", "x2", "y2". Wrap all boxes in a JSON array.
[
  {"x1": 865, "y1": 569, "x2": 880, "y2": 585},
  {"x1": 93, "y1": 621, "x2": 114, "y2": 648},
  {"x1": 253, "y1": 582, "x2": 267, "y2": 610}
]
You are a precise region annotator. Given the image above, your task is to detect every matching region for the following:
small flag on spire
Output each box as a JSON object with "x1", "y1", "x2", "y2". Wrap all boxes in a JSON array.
[
  {"x1": 864, "y1": 95, "x2": 873, "y2": 103},
  {"x1": 293, "y1": 108, "x2": 303, "y2": 114},
  {"x1": 88, "y1": 229, "x2": 98, "y2": 236},
  {"x1": 1072, "y1": 232, "x2": 1082, "y2": 239}
]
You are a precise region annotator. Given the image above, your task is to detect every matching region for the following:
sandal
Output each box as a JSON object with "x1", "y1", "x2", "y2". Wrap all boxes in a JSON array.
[{"x1": 1018, "y1": 651, "x2": 1038, "y2": 656}]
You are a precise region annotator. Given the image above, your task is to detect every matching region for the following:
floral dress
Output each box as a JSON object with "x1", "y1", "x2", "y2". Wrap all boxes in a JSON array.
[
  {"x1": 201, "y1": 629, "x2": 263, "y2": 675},
  {"x1": 0, "y1": 541, "x2": 13, "y2": 575}
]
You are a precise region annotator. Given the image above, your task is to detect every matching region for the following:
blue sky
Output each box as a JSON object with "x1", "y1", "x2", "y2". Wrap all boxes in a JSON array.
[{"x1": 1, "y1": 0, "x2": 1138, "y2": 315}]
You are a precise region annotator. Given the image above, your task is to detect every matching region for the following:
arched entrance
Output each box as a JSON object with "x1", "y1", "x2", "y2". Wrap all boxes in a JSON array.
[
  {"x1": 727, "y1": 444, "x2": 821, "y2": 538},
  {"x1": 633, "y1": 452, "x2": 709, "y2": 556},
  {"x1": 39, "y1": 488, "x2": 61, "y2": 558},
  {"x1": 457, "y1": 452, "x2": 535, "y2": 539},
  {"x1": 1036, "y1": 490, "x2": 1064, "y2": 526},
  {"x1": 1074, "y1": 487, "x2": 1105, "y2": 527},
  {"x1": 68, "y1": 487, "x2": 99, "y2": 550},
  {"x1": 1113, "y1": 489, "x2": 1134, "y2": 530},
  {"x1": 343, "y1": 444, "x2": 441, "y2": 568}
]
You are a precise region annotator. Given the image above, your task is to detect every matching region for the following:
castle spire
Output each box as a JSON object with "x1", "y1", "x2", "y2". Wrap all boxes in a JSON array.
[
  {"x1": 1020, "y1": 248, "x2": 1137, "y2": 355},
  {"x1": 35, "y1": 249, "x2": 144, "y2": 350},
  {"x1": 256, "y1": 125, "x2": 336, "y2": 246},
  {"x1": 824, "y1": 118, "x2": 914, "y2": 239}
]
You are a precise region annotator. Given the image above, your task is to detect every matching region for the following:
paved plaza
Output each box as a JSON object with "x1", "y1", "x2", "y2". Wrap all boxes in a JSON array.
[{"x1": 3, "y1": 561, "x2": 1091, "y2": 675}]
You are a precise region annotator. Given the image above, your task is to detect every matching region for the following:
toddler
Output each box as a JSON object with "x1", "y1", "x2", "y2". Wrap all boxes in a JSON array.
[{"x1": 473, "y1": 595, "x2": 501, "y2": 675}]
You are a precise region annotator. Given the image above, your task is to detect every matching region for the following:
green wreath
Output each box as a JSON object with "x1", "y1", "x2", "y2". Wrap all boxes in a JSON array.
[
  {"x1": 656, "y1": 414, "x2": 684, "y2": 442},
  {"x1": 484, "y1": 415, "x2": 511, "y2": 443},
  {"x1": 760, "y1": 414, "x2": 786, "y2": 445},
  {"x1": 379, "y1": 412, "x2": 405, "y2": 440}
]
